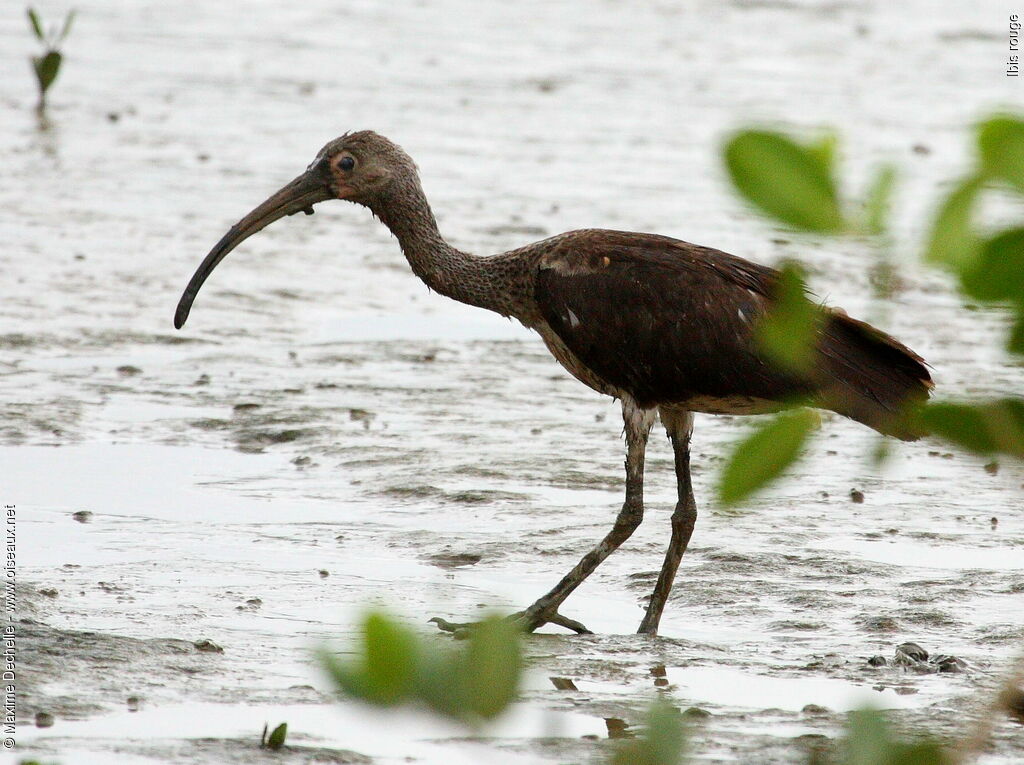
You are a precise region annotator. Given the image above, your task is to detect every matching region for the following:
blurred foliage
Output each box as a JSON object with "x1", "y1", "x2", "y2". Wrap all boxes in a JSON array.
[
  {"x1": 609, "y1": 705, "x2": 953, "y2": 765},
  {"x1": 259, "y1": 722, "x2": 288, "y2": 751},
  {"x1": 611, "y1": 701, "x2": 687, "y2": 765},
  {"x1": 756, "y1": 261, "x2": 821, "y2": 374},
  {"x1": 823, "y1": 709, "x2": 951, "y2": 765},
  {"x1": 915, "y1": 399, "x2": 1024, "y2": 459},
  {"x1": 724, "y1": 130, "x2": 846, "y2": 232},
  {"x1": 978, "y1": 117, "x2": 1024, "y2": 194},
  {"x1": 316, "y1": 612, "x2": 1018, "y2": 764},
  {"x1": 718, "y1": 407, "x2": 819, "y2": 505},
  {"x1": 320, "y1": 610, "x2": 521, "y2": 728},
  {"x1": 717, "y1": 115, "x2": 1024, "y2": 504},
  {"x1": 864, "y1": 164, "x2": 898, "y2": 238},
  {"x1": 26, "y1": 7, "x2": 74, "y2": 112}
]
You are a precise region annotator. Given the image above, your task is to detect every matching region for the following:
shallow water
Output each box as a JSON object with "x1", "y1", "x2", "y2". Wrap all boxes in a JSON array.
[{"x1": 3, "y1": 0, "x2": 1023, "y2": 762}]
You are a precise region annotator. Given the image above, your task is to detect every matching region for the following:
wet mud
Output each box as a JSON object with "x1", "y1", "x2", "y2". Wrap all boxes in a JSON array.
[{"x1": 3, "y1": 0, "x2": 1023, "y2": 762}]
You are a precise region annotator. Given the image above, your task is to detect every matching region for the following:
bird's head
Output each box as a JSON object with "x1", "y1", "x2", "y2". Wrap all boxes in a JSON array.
[
  {"x1": 173, "y1": 130, "x2": 417, "y2": 329},
  {"x1": 319, "y1": 130, "x2": 419, "y2": 206}
]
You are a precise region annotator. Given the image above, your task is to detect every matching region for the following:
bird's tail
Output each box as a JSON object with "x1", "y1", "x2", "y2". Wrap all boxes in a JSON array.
[{"x1": 814, "y1": 310, "x2": 933, "y2": 440}]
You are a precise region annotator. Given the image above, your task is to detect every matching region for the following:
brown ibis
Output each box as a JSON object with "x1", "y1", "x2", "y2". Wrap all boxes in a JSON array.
[{"x1": 174, "y1": 131, "x2": 931, "y2": 636}]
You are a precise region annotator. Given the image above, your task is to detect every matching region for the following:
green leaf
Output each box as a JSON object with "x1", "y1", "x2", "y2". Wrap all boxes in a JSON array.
[
  {"x1": 864, "y1": 164, "x2": 897, "y2": 236},
  {"x1": 870, "y1": 436, "x2": 891, "y2": 466},
  {"x1": 718, "y1": 408, "x2": 819, "y2": 505},
  {"x1": 724, "y1": 130, "x2": 846, "y2": 233},
  {"x1": 1009, "y1": 315, "x2": 1024, "y2": 355},
  {"x1": 27, "y1": 8, "x2": 44, "y2": 41},
  {"x1": 266, "y1": 722, "x2": 287, "y2": 750},
  {"x1": 844, "y1": 708, "x2": 950, "y2": 765},
  {"x1": 460, "y1": 616, "x2": 521, "y2": 720},
  {"x1": 844, "y1": 709, "x2": 892, "y2": 765},
  {"x1": 362, "y1": 612, "x2": 420, "y2": 705},
  {"x1": 33, "y1": 50, "x2": 62, "y2": 95},
  {"x1": 412, "y1": 649, "x2": 463, "y2": 720},
  {"x1": 920, "y1": 403, "x2": 993, "y2": 454},
  {"x1": 322, "y1": 609, "x2": 521, "y2": 727},
  {"x1": 756, "y1": 262, "x2": 820, "y2": 373},
  {"x1": 978, "y1": 115, "x2": 1024, "y2": 194},
  {"x1": 59, "y1": 9, "x2": 75, "y2": 42},
  {"x1": 319, "y1": 647, "x2": 373, "y2": 701},
  {"x1": 806, "y1": 132, "x2": 838, "y2": 175},
  {"x1": 919, "y1": 399, "x2": 1024, "y2": 459},
  {"x1": 890, "y1": 742, "x2": 951, "y2": 765},
  {"x1": 612, "y1": 701, "x2": 687, "y2": 765},
  {"x1": 320, "y1": 612, "x2": 421, "y2": 707},
  {"x1": 959, "y1": 228, "x2": 1024, "y2": 303},
  {"x1": 925, "y1": 175, "x2": 983, "y2": 271}
]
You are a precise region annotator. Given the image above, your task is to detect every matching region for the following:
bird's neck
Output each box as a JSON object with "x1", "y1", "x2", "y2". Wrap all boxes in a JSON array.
[{"x1": 369, "y1": 180, "x2": 521, "y2": 318}]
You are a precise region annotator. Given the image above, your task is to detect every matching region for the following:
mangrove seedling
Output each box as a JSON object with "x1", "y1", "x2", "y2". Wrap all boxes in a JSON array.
[
  {"x1": 260, "y1": 722, "x2": 288, "y2": 751},
  {"x1": 27, "y1": 7, "x2": 75, "y2": 113}
]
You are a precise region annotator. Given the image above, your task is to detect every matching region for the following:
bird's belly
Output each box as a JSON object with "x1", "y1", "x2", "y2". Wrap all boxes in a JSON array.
[
  {"x1": 535, "y1": 324, "x2": 623, "y2": 399},
  {"x1": 536, "y1": 324, "x2": 789, "y2": 413},
  {"x1": 669, "y1": 395, "x2": 785, "y2": 415}
]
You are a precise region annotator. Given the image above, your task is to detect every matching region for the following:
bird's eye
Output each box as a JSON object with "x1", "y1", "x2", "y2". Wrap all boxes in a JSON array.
[{"x1": 338, "y1": 156, "x2": 355, "y2": 172}]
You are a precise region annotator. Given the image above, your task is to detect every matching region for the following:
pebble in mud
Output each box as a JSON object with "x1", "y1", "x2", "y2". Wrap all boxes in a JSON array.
[
  {"x1": 348, "y1": 408, "x2": 376, "y2": 428},
  {"x1": 1004, "y1": 686, "x2": 1024, "y2": 724},
  {"x1": 895, "y1": 642, "x2": 929, "y2": 663},
  {"x1": 126, "y1": 696, "x2": 141, "y2": 711},
  {"x1": 858, "y1": 614, "x2": 900, "y2": 632},
  {"x1": 604, "y1": 718, "x2": 632, "y2": 739},
  {"x1": 649, "y1": 664, "x2": 669, "y2": 687},
  {"x1": 934, "y1": 655, "x2": 968, "y2": 673},
  {"x1": 550, "y1": 677, "x2": 578, "y2": 691},
  {"x1": 801, "y1": 704, "x2": 830, "y2": 716},
  {"x1": 427, "y1": 551, "x2": 483, "y2": 569},
  {"x1": 193, "y1": 638, "x2": 223, "y2": 653},
  {"x1": 849, "y1": 489, "x2": 865, "y2": 503},
  {"x1": 35, "y1": 711, "x2": 55, "y2": 728},
  {"x1": 884, "y1": 642, "x2": 968, "y2": 673},
  {"x1": 236, "y1": 598, "x2": 262, "y2": 611}
]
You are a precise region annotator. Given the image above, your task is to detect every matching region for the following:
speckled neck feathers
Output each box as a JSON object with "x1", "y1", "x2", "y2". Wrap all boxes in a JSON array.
[{"x1": 366, "y1": 174, "x2": 531, "y2": 321}]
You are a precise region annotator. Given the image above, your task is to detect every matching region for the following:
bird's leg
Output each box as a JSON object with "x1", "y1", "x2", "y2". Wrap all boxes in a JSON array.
[
  {"x1": 512, "y1": 397, "x2": 656, "y2": 634},
  {"x1": 431, "y1": 397, "x2": 655, "y2": 636},
  {"x1": 637, "y1": 409, "x2": 697, "y2": 636}
]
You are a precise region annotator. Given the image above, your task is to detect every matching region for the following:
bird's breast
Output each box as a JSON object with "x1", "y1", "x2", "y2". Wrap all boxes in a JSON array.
[{"x1": 535, "y1": 323, "x2": 623, "y2": 399}]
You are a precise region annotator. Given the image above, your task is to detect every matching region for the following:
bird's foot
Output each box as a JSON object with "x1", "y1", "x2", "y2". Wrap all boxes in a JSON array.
[{"x1": 428, "y1": 607, "x2": 592, "y2": 638}]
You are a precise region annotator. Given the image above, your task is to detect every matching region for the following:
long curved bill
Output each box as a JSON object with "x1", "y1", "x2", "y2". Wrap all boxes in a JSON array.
[{"x1": 174, "y1": 162, "x2": 334, "y2": 329}]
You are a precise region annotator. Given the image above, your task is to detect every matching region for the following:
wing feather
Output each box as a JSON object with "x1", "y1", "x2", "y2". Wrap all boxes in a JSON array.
[
  {"x1": 534, "y1": 230, "x2": 931, "y2": 438},
  {"x1": 535, "y1": 231, "x2": 807, "y2": 409}
]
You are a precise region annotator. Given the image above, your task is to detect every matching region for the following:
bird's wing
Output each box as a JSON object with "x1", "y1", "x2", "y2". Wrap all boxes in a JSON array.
[{"x1": 534, "y1": 230, "x2": 806, "y2": 409}]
